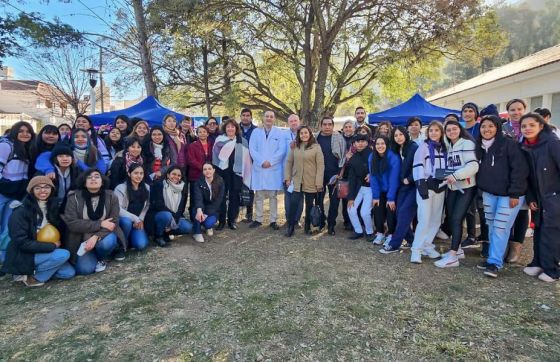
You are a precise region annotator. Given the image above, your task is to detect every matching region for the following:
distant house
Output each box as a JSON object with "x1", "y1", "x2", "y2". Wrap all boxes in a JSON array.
[
  {"x1": 0, "y1": 79, "x2": 74, "y2": 126},
  {"x1": 428, "y1": 45, "x2": 560, "y2": 120},
  {"x1": 0, "y1": 110, "x2": 39, "y2": 134}
]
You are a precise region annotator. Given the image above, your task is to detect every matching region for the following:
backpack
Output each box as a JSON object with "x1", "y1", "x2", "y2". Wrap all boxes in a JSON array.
[{"x1": 0, "y1": 137, "x2": 16, "y2": 172}]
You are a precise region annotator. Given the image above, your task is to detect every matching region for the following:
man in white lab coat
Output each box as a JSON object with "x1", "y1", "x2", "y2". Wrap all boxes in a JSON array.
[{"x1": 248, "y1": 110, "x2": 287, "y2": 230}]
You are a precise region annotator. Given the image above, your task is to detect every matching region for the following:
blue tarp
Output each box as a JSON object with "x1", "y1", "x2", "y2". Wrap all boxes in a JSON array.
[
  {"x1": 89, "y1": 96, "x2": 191, "y2": 128},
  {"x1": 368, "y1": 93, "x2": 460, "y2": 126}
]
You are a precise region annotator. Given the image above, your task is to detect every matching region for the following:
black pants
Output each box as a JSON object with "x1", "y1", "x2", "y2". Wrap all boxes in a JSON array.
[
  {"x1": 246, "y1": 190, "x2": 254, "y2": 219},
  {"x1": 530, "y1": 224, "x2": 560, "y2": 279},
  {"x1": 341, "y1": 198, "x2": 350, "y2": 225},
  {"x1": 218, "y1": 169, "x2": 241, "y2": 224},
  {"x1": 373, "y1": 192, "x2": 396, "y2": 234},
  {"x1": 510, "y1": 209, "x2": 529, "y2": 243},
  {"x1": 317, "y1": 183, "x2": 340, "y2": 227},
  {"x1": 289, "y1": 191, "x2": 317, "y2": 228},
  {"x1": 446, "y1": 187, "x2": 477, "y2": 251},
  {"x1": 466, "y1": 191, "x2": 488, "y2": 241}
]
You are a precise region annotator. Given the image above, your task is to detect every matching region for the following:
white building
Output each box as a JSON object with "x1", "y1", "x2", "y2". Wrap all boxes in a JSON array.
[{"x1": 428, "y1": 44, "x2": 560, "y2": 118}]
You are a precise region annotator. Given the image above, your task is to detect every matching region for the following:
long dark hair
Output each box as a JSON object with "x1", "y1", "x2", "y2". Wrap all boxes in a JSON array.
[
  {"x1": 391, "y1": 126, "x2": 411, "y2": 154},
  {"x1": 78, "y1": 168, "x2": 109, "y2": 191},
  {"x1": 7, "y1": 121, "x2": 36, "y2": 163},
  {"x1": 202, "y1": 162, "x2": 222, "y2": 201},
  {"x1": 143, "y1": 125, "x2": 169, "y2": 162},
  {"x1": 444, "y1": 120, "x2": 474, "y2": 144},
  {"x1": 71, "y1": 128, "x2": 99, "y2": 167},
  {"x1": 73, "y1": 114, "x2": 101, "y2": 146},
  {"x1": 371, "y1": 135, "x2": 391, "y2": 176},
  {"x1": 295, "y1": 126, "x2": 316, "y2": 149},
  {"x1": 113, "y1": 115, "x2": 132, "y2": 136},
  {"x1": 126, "y1": 162, "x2": 148, "y2": 203},
  {"x1": 520, "y1": 113, "x2": 552, "y2": 137},
  {"x1": 35, "y1": 125, "x2": 60, "y2": 154},
  {"x1": 104, "y1": 127, "x2": 124, "y2": 154}
]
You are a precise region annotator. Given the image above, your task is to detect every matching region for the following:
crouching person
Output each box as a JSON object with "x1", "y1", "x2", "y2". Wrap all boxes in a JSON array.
[
  {"x1": 62, "y1": 169, "x2": 126, "y2": 275},
  {"x1": 1, "y1": 176, "x2": 75, "y2": 287},
  {"x1": 192, "y1": 163, "x2": 225, "y2": 243},
  {"x1": 114, "y1": 163, "x2": 150, "y2": 252},
  {"x1": 150, "y1": 166, "x2": 193, "y2": 247}
]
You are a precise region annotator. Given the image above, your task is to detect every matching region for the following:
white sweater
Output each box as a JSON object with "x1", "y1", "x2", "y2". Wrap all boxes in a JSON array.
[{"x1": 445, "y1": 138, "x2": 478, "y2": 191}]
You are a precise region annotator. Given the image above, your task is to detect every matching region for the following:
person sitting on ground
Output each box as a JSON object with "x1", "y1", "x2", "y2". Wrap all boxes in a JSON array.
[
  {"x1": 1, "y1": 176, "x2": 75, "y2": 287},
  {"x1": 62, "y1": 168, "x2": 125, "y2": 275},
  {"x1": 192, "y1": 163, "x2": 224, "y2": 243}
]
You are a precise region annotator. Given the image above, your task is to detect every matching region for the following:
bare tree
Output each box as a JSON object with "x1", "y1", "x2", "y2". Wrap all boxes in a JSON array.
[{"x1": 22, "y1": 44, "x2": 96, "y2": 117}]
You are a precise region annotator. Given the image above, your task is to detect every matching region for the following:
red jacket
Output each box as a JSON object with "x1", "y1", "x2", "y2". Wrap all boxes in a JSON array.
[{"x1": 184, "y1": 140, "x2": 214, "y2": 181}]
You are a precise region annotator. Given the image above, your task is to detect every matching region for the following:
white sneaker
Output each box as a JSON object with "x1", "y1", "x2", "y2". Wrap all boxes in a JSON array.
[
  {"x1": 434, "y1": 254, "x2": 459, "y2": 268},
  {"x1": 169, "y1": 234, "x2": 176, "y2": 240},
  {"x1": 206, "y1": 228, "x2": 214, "y2": 236},
  {"x1": 525, "y1": 228, "x2": 534, "y2": 238},
  {"x1": 442, "y1": 248, "x2": 465, "y2": 260},
  {"x1": 538, "y1": 273, "x2": 557, "y2": 283},
  {"x1": 410, "y1": 251, "x2": 422, "y2": 264},
  {"x1": 383, "y1": 235, "x2": 392, "y2": 248},
  {"x1": 523, "y1": 266, "x2": 543, "y2": 276},
  {"x1": 12, "y1": 275, "x2": 25, "y2": 282},
  {"x1": 436, "y1": 229, "x2": 449, "y2": 240},
  {"x1": 423, "y1": 248, "x2": 441, "y2": 259},
  {"x1": 193, "y1": 234, "x2": 205, "y2": 243},
  {"x1": 95, "y1": 261, "x2": 107, "y2": 273},
  {"x1": 372, "y1": 234, "x2": 385, "y2": 245}
]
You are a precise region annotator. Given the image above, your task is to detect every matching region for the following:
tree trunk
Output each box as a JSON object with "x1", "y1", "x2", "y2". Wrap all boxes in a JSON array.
[
  {"x1": 222, "y1": 35, "x2": 231, "y2": 93},
  {"x1": 300, "y1": 8, "x2": 315, "y2": 126},
  {"x1": 202, "y1": 41, "x2": 212, "y2": 117},
  {"x1": 131, "y1": 0, "x2": 158, "y2": 98}
]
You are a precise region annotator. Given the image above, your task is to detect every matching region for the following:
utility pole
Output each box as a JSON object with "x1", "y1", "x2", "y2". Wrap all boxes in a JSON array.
[{"x1": 99, "y1": 47, "x2": 104, "y2": 113}]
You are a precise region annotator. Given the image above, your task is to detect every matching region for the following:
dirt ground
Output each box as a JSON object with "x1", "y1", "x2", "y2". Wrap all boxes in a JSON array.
[{"x1": 1, "y1": 196, "x2": 559, "y2": 361}]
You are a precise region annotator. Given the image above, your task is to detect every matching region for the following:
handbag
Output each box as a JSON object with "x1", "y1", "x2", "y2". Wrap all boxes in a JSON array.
[
  {"x1": 239, "y1": 184, "x2": 252, "y2": 206},
  {"x1": 309, "y1": 192, "x2": 324, "y2": 227},
  {"x1": 333, "y1": 165, "x2": 349, "y2": 199}
]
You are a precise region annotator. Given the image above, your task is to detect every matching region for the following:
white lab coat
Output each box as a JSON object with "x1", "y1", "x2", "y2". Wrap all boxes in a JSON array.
[{"x1": 249, "y1": 126, "x2": 287, "y2": 191}]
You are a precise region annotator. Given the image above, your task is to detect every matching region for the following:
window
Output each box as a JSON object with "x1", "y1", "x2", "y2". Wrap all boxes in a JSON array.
[
  {"x1": 551, "y1": 93, "x2": 560, "y2": 126},
  {"x1": 530, "y1": 96, "x2": 543, "y2": 110}
]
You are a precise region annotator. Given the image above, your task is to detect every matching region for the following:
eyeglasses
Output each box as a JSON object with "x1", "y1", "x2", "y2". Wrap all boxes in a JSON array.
[
  {"x1": 86, "y1": 175, "x2": 101, "y2": 180},
  {"x1": 207, "y1": 122, "x2": 217, "y2": 126},
  {"x1": 33, "y1": 185, "x2": 51, "y2": 191}
]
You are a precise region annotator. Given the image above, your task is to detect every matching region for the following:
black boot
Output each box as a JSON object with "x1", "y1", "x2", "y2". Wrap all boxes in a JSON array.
[
  {"x1": 228, "y1": 221, "x2": 238, "y2": 230},
  {"x1": 328, "y1": 225, "x2": 335, "y2": 235},
  {"x1": 216, "y1": 221, "x2": 225, "y2": 230},
  {"x1": 304, "y1": 223, "x2": 312, "y2": 235},
  {"x1": 285, "y1": 224, "x2": 295, "y2": 237}
]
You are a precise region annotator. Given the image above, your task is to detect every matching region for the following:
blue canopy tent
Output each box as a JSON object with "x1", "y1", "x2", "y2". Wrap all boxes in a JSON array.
[
  {"x1": 89, "y1": 96, "x2": 201, "y2": 128},
  {"x1": 368, "y1": 93, "x2": 460, "y2": 126}
]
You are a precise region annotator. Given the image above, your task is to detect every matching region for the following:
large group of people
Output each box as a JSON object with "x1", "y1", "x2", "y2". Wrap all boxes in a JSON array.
[{"x1": 0, "y1": 101, "x2": 559, "y2": 287}]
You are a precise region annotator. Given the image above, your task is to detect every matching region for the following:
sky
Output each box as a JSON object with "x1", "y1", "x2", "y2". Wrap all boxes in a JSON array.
[{"x1": 1, "y1": 0, "x2": 143, "y2": 101}]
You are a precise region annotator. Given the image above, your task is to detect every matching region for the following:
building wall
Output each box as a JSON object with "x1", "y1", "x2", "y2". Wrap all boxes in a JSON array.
[
  {"x1": 428, "y1": 62, "x2": 560, "y2": 121},
  {"x1": 0, "y1": 89, "x2": 72, "y2": 126}
]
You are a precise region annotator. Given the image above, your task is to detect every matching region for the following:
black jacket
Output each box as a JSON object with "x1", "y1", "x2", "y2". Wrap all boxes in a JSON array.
[
  {"x1": 347, "y1": 148, "x2": 372, "y2": 201},
  {"x1": 192, "y1": 175, "x2": 225, "y2": 216},
  {"x1": 398, "y1": 141, "x2": 418, "y2": 186},
  {"x1": 521, "y1": 131, "x2": 560, "y2": 227},
  {"x1": 1, "y1": 195, "x2": 60, "y2": 275},
  {"x1": 108, "y1": 153, "x2": 148, "y2": 190},
  {"x1": 476, "y1": 136, "x2": 528, "y2": 198}
]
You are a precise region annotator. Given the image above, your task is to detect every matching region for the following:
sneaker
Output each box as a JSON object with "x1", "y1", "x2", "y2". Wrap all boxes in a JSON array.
[
  {"x1": 477, "y1": 261, "x2": 490, "y2": 270},
  {"x1": 436, "y1": 229, "x2": 449, "y2": 240},
  {"x1": 383, "y1": 235, "x2": 392, "y2": 248},
  {"x1": 348, "y1": 232, "x2": 363, "y2": 240},
  {"x1": 410, "y1": 251, "x2": 422, "y2": 264},
  {"x1": 523, "y1": 266, "x2": 544, "y2": 276},
  {"x1": 113, "y1": 249, "x2": 125, "y2": 261},
  {"x1": 269, "y1": 222, "x2": 280, "y2": 230},
  {"x1": 12, "y1": 275, "x2": 25, "y2": 282},
  {"x1": 538, "y1": 273, "x2": 557, "y2": 283},
  {"x1": 441, "y1": 248, "x2": 465, "y2": 260},
  {"x1": 193, "y1": 234, "x2": 205, "y2": 243},
  {"x1": 434, "y1": 254, "x2": 459, "y2": 268},
  {"x1": 206, "y1": 228, "x2": 214, "y2": 236},
  {"x1": 401, "y1": 241, "x2": 412, "y2": 249},
  {"x1": 525, "y1": 228, "x2": 534, "y2": 238},
  {"x1": 95, "y1": 261, "x2": 107, "y2": 273},
  {"x1": 372, "y1": 234, "x2": 385, "y2": 245},
  {"x1": 23, "y1": 275, "x2": 44, "y2": 287},
  {"x1": 461, "y1": 237, "x2": 479, "y2": 249},
  {"x1": 423, "y1": 248, "x2": 441, "y2": 259},
  {"x1": 484, "y1": 264, "x2": 498, "y2": 278},
  {"x1": 249, "y1": 221, "x2": 262, "y2": 228},
  {"x1": 169, "y1": 234, "x2": 176, "y2": 240},
  {"x1": 379, "y1": 245, "x2": 400, "y2": 254}
]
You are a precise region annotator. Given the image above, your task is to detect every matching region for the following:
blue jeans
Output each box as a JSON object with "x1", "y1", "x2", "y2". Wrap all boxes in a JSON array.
[
  {"x1": 119, "y1": 217, "x2": 149, "y2": 250},
  {"x1": 34, "y1": 249, "x2": 75, "y2": 282},
  {"x1": 154, "y1": 211, "x2": 193, "y2": 236},
  {"x1": 75, "y1": 233, "x2": 118, "y2": 275},
  {"x1": 483, "y1": 193, "x2": 523, "y2": 268},
  {"x1": 192, "y1": 213, "x2": 218, "y2": 234},
  {"x1": 0, "y1": 193, "x2": 14, "y2": 235},
  {"x1": 284, "y1": 185, "x2": 303, "y2": 223},
  {"x1": 389, "y1": 185, "x2": 416, "y2": 249}
]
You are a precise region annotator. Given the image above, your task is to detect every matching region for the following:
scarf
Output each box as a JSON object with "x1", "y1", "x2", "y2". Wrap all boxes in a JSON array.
[
  {"x1": 481, "y1": 138, "x2": 495, "y2": 152},
  {"x1": 510, "y1": 120, "x2": 522, "y2": 138},
  {"x1": 55, "y1": 166, "x2": 71, "y2": 200},
  {"x1": 153, "y1": 143, "x2": 163, "y2": 160},
  {"x1": 427, "y1": 140, "x2": 443, "y2": 168},
  {"x1": 82, "y1": 189, "x2": 106, "y2": 221},
  {"x1": 125, "y1": 152, "x2": 143, "y2": 170},
  {"x1": 163, "y1": 179, "x2": 184, "y2": 213},
  {"x1": 73, "y1": 146, "x2": 87, "y2": 162},
  {"x1": 212, "y1": 135, "x2": 252, "y2": 187},
  {"x1": 523, "y1": 137, "x2": 539, "y2": 148},
  {"x1": 37, "y1": 200, "x2": 48, "y2": 229},
  {"x1": 164, "y1": 126, "x2": 184, "y2": 151}
]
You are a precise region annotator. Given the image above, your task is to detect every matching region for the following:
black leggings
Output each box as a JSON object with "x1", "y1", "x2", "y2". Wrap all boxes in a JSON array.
[
  {"x1": 373, "y1": 192, "x2": 396, "y2": 234},
  {"x1": 510, "y1": 209, "x2": 529, "y2": 243},
  {"x1": 446, "y1": 187, "x2": 477, "y2": 251},
  {"x1": 289, "y1": 191, "x2": 317, "y2": 228}
]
